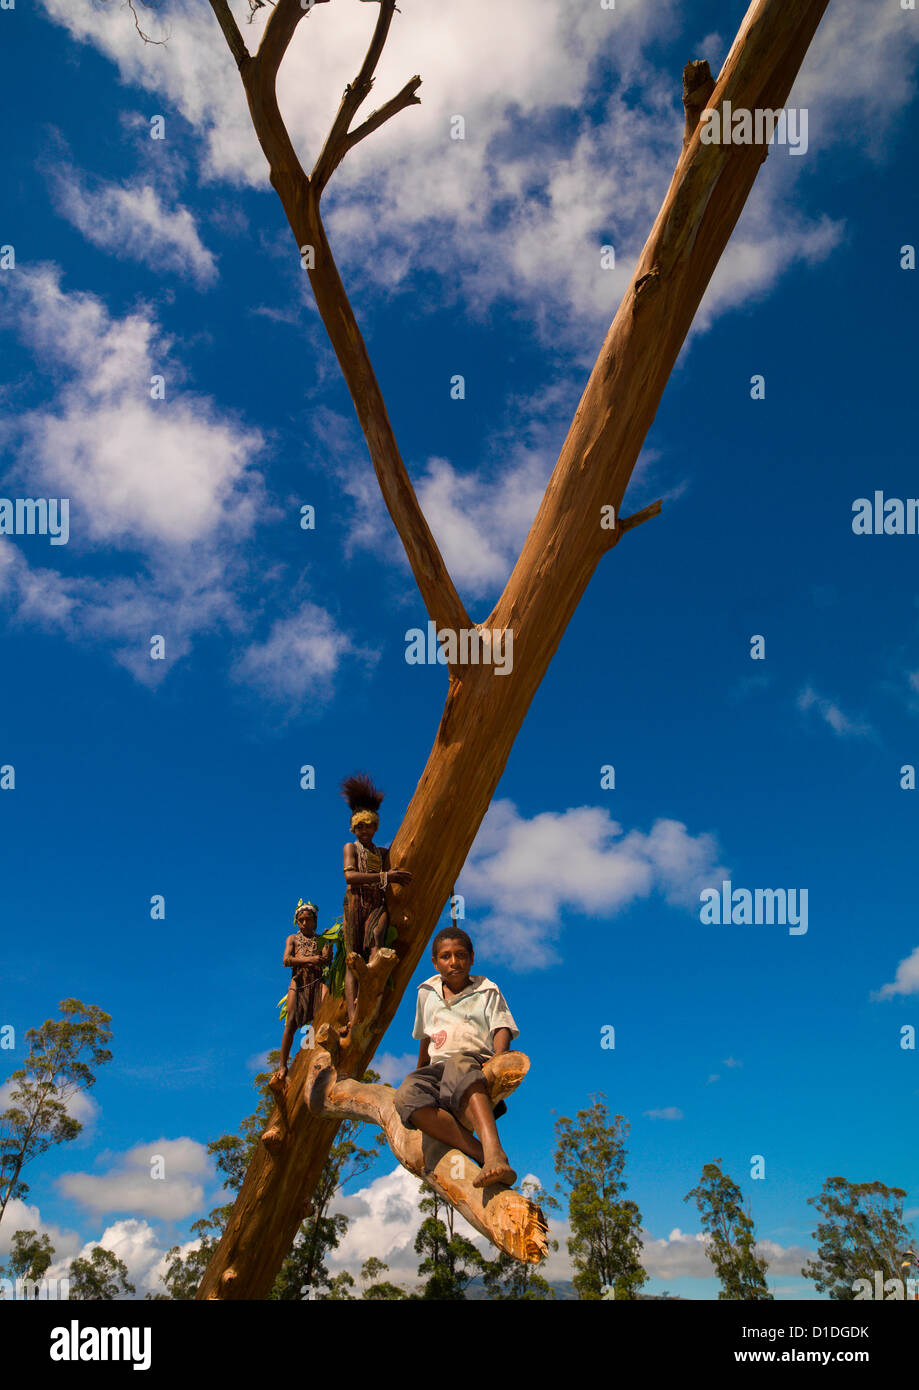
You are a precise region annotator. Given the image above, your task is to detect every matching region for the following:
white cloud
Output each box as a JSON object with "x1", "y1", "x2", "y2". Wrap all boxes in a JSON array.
[
  {"x1": 792, "y1": 0, "x2": 919, "y2": 158},
  {"x1": 413, "y1": 454, "x2": 549, "y2": 598},
  {"x1": 873, "y1": 945, "x2": 919, "y2": 1001},
  {"x1": 36, "y1": 0, "x2": 899, "y2": 346},
  {"x1": 68, "y1": 1218, "x2": 170, "y2": 1296},
  {"x1": 696, "y1": 207, "x2": 843, "y2": 334},
  {"x1": 371, "y1": 1052, "x2": 416, "y2": 1087},
  {"x1": 3, "y1": 266, "x2": 262, "y2": 548},
  {"x1": 640, "y1": 1226, "x2": 711, "y2": 1279},
  {"x1": 57, "y1": 1137, "x2": 211, "y2": 1220},
  {"x1": 0, "y1": 1198, "x2": 82, "y2": 1263},
  {"x1": 323, "y1": 382, "x2": 574, "y2": 602},
  {"x1": 754, "y1": 1238, "x2": 814, "y2": 1277},
  {"x1": 328, "y1": 1165, "x2": 430, "y2": 1282},
  {"x1": 797, "y1": 685, "x2": 874, "y2": 739},
  {"x1": 328, "y1": 1163, "x2": 568, "y2": 1285},
  {"x1": 640, "y1": 1225, "x2": 811, "y2": 1280},
  {"x1": 232, "y1": 600, "x2": 379, "y2": 708},
  {"x1": 0, "y1": 267, "x2": 369, "y2": 699},
  {"x1": 459, "y1": 799, "x2": 727, "y2": 968},
  {"x1": 49, "y1": 166, "x2": 217, "y2": 287},
  {"x1": 0, "y1": 537, "x2": 246, "y2": 684},
  {"x1": 643, "y1": 1107, "x2": 684, "y2": 1121}
]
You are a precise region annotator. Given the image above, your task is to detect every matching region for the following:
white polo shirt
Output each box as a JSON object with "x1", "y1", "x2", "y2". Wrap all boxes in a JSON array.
[{"x1": 413, "y1": 974, "x2": 518, "y2": 1064}]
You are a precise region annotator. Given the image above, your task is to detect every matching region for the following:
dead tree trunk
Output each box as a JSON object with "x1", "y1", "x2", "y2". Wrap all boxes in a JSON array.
[{"x1": 198, "y1": 0, "x2": 831, "y2": 1298}]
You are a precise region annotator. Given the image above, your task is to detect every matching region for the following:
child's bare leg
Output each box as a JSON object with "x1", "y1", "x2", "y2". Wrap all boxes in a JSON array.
[
  {"x1": 409, "y1": 1105, "x2": 484, "y2": 1167},
  {"x1": 275, "y1": 996, "x2": 299, "y2": 1083},
  {"x1": 369, "y1": 912, "x2": 387, "y2": 959},
  {"x1": 458, "y1": 1084, "x2": 516, "y2": 1188}
]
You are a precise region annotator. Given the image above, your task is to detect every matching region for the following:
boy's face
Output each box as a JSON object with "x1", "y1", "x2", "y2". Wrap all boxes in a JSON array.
[
  {"x1": 296, "y1": 910, "x2": 316, "y2": 934},
  {"x1": 433, "y1": 937, "x2": 473, "y2": 989}
]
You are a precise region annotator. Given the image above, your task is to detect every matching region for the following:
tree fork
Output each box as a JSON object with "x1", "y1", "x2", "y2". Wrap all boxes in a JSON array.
[{"x1": 198, "y1": 0, "x2": 830, "y2": 1299}]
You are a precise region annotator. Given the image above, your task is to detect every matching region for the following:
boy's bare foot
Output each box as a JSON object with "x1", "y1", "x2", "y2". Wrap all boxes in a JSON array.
[
  {"x1": 473, "y1": 1158, "x2": 517, "y2": 1189},
  {"x1": 269, "y1": 1068, "x2": 287, "y2": 1093}
]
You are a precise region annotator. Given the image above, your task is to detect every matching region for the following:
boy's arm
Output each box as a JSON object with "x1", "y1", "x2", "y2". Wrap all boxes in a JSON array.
[
  {"x1": 485, "y1": 987, "x2": 519, "y2": 1052},
  {"x1": 417, "y1": 1037, "x2": 431, "y2": 1067}
]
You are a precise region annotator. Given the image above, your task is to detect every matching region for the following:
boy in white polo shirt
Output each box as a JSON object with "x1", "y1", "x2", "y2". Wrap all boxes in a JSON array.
[{"x1": 394, "y1": 927, "x2": 519, "y2": 1188}]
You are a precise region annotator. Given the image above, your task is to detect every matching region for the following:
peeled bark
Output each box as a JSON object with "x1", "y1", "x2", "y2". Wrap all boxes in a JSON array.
[{"x1": 197, "y1": 0, "x2": 831, "y2": 1299}]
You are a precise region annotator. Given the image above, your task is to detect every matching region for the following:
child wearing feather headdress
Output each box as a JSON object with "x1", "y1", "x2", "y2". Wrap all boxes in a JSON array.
[{"x1": 340, "y1": 772, "x2": 413, "y2": 1037}]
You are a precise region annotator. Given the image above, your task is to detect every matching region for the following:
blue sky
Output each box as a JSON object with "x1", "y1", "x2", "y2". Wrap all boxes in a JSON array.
[{"x1": 1, "y1": 0, "x2": 918, "y2": 1299}]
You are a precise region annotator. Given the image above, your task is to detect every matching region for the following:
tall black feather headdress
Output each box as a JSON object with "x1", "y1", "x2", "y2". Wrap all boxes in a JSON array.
[{"x1": 340, "y1": 773, "x2": 385, "y2": 816}]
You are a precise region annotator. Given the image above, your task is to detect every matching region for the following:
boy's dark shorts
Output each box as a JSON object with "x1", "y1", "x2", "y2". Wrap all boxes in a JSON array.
[{"x1": 394, "y1": 1053, "x2": 507, "y2": 1129}]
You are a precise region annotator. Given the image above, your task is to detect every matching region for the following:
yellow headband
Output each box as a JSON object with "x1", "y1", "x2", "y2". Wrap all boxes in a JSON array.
[{"x1": 351, "y1": 810, "x2": 379, "y2": 830}]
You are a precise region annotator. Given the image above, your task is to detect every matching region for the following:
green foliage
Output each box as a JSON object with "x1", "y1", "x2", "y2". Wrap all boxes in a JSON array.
[
  {"x1": 68, "y1": 1246, "x2": 135, "y2": 1301},
  {"x1": 414, "y1": 1183, "x2": 484, "y2": 1299},
  {"x1": 360, "y1": 1256, "x2": 410, "y2": 1300},
  {"x1": 0, "y1": 1229, "x2": 55, "y2": 1297},
  {"x1": 151, "y1": 1206, "x2": 234, "y2": 1300},
  {"x1": 0, "y1": 999, "x2": 113, "y2": 1226},
  {"x1": 684, "y1": 1159, "x2": 771, "y2": 1300},
  {"x1": 802, "y1": 1176, "x2": 912, "y2": 1300},
  {"x1": 554, "y1": 1095, "x2": 647, "y2": 1300},
  {"x1": 322, "y1": 1270, "x2": 356, "y2": 1300},
  {"x1": 320, "y1": 920, "x2": 347, "y2": 1000},
  {"x1": 481, "y1": 1179, "x2": 559, "y2": 1300}
]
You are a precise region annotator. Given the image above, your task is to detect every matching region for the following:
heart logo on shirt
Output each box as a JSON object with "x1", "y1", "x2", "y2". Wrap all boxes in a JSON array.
[{"x1": 430, "y1": 1030, "x2": 447, "y2": 1050}]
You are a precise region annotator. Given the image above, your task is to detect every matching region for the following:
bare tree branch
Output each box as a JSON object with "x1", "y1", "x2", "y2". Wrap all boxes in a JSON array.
[
  {"x1": 312, "y1": 0, "x2": 421, "y2": 197},
  {"x1": 208, "y1": 0, "x2": 467, "y2": 633},
  {"x1": 603, "y1": 497, "x2": 663, "y2": 551},
  {"x1": 99, "y1": 0, "x2": 169, "y2": 46},
  {"x1": 337, "y1": 75, "x2": 422, "y2": 168},
  {"x1": 207, "y1": 0, "x2": 249, "y2": 68},
  {"x1": 682, "y1": 58, "x2": 716, "y2": 148},
  {"x1": 299, "y1": 202, "x2": 471, "y2": 635},
  {"x1": 255, "y1": 0, "x2": 326, "y2": 81}
]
